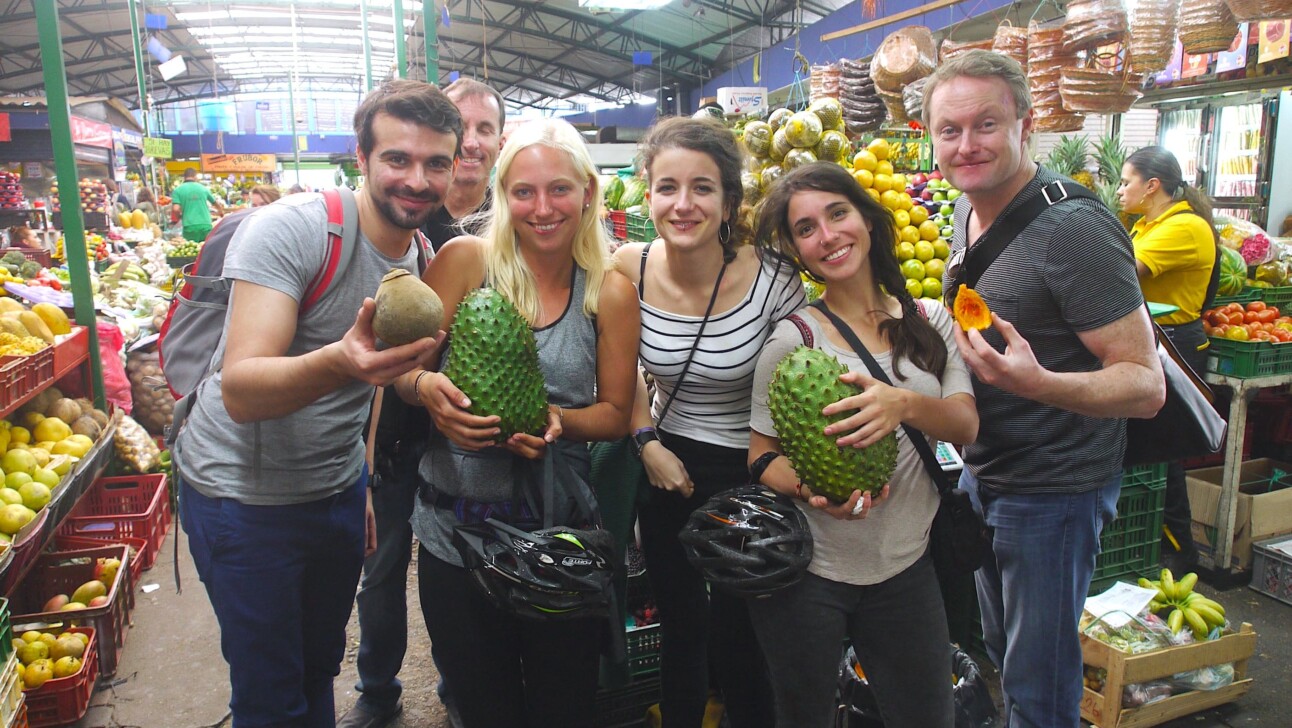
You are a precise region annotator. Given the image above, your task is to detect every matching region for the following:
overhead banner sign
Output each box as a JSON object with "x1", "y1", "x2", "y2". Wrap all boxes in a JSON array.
[
  {"x1": 143, "y1": 137, "x2": 172, "y2": 159},
  {"x1": 1259, "y1": 20, "x2": 1290, "y2": 63},
  {"x1": 200, "y1": 153, "x2": 277, "y2": 173},
  {"x1": 119, "y1": 128, "x2": 143, "y2": 149},
  {"x1": 70, "y1": 116, "x2": 113, "y2": 149}
]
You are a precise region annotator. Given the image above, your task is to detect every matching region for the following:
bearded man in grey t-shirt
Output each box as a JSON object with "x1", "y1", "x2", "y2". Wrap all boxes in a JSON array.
[
  {"x1": 175, "y1": 80, "x2": 461, "y2": 727},
  {"x1": 925, "y1": 51, "x2": 1165, "y2": 728}
]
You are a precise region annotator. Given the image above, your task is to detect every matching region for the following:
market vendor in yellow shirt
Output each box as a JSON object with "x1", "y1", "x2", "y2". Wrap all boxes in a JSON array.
[{"x1": 1118, "y1": 144, "x2": 1220, "y2": 575}]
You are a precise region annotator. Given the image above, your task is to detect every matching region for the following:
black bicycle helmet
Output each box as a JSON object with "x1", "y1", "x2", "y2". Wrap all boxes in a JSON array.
[
  {"x1": 452, "y1": 518, "x2": 615, "y2": 620},
  {"x1": 678, "y1": 485, "x2": 813, "y2": 598}
]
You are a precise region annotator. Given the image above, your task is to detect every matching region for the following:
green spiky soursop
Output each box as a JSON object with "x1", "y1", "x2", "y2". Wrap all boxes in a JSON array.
[
  {"x1": 442, "y1": 288, "x2": 548, "y2": 442},
  {"x1": 767, "y1": 346, "x2": 898, "y2": 503}
]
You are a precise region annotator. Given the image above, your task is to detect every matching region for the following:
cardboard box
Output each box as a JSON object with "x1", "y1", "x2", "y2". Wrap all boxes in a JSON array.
[
  {"x1": 716, "y1": 87, "x2": 767, "y2": 117},
  {"x1": 1080, "y1": 623, "x2": 1256, "y2": 728},
  {"x1": 1187, "y1": 459, "x2": 1292, "y2": 569}
]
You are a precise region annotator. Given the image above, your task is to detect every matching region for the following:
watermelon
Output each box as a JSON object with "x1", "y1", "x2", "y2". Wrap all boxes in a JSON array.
[
  {"x1": 619, "y1": 178, "x2": 647, "y2": 210},
  {"x1": 1218, "y1": 245, "x2": 1247, "y2": 296},
  {"x1": 604, "y1": 176, "x2": 625, "y2": 210}
]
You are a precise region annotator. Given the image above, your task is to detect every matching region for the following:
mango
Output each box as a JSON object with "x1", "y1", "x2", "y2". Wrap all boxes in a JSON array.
[{"x1": 70, "y1": 579, "x2": 106, "y2": 606}]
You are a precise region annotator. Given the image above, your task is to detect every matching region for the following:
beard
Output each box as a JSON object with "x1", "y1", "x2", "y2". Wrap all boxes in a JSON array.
[{"x1": 371, "y1": 185, "x2": 443, "y2": 230}]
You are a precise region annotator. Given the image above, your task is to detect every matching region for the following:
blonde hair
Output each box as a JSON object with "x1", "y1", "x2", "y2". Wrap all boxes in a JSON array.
[{"x1": 483, "y1": 118, "x2": 609, "y2": 323}]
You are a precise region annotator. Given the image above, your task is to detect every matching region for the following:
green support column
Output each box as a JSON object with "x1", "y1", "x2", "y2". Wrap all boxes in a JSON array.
[
  {"x1": 423, "y1": 0, "x2": 438, "y2": 83},
  {"x1": 393, "y1": 0, "x2": 407, "y2": 79},
  {"x1": 127, "y1": 0, "x2": 148, "y2": 134},
  {"x1": 361, "y1": 0, "x2": 373, "y2": 91},
  {"x1": 34, "y1": 0, "x2": 105, "y2": 409},
  {"x1": 289, "y1": 1, "x2": 302, "y2": 183}
]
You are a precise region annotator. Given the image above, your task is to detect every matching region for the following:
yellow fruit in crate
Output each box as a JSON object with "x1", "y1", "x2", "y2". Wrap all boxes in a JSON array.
[
  {"x1": 20, "y1": 631, "x2": 41, "y2": 645},
  {"x1": 31, "y1": 304, "x2": 71, "y2": 336},
  {"x1": 52, "y1": 656, "x2": 82, "y2": 679},
  {"x1": 18, "y1": 482, "x2": 49, "y2": 511},
  {"x1": 20, "y1": 412, "x2": 44, "y2": 430},
  {"x1": 896, "y1": 242, "x2": 916, "y2": 261},
  {"x1": 873, "y1": 174, "x2": 892, "y2": 193},
  {"x1": 900, "y1": 226, "x2": 922, "y2": 245},
  {"x1": 893, "y1": 210, "x2": 911, "y2": 229},
  {"x1": 33, "y1": 418, "x2": 71, "y2": 444},
  {"x1": 2, "y1": 448, "x2": 36, "y2": 475},
  {"x1": 919, "y1": 221, "x2": 941, "y2": 241},
  {"x1": 880, "y1": 190, "x2": 904, "y2": 211},
  {"x1": 5, "y1": 473, "x2": 31, "y2": 490},
  {"x1": 876, "y1": 160, "x2": 894, "y2": 177},
  {"x1": 914, "y1": 240, "x2": 936, "y2": 262},
  {"x1": 52, "y1": 440, "x2": 89, "y2": 458},
  {"x1": 925, "y1": 258, "x2": 946, "y2": 280},
  {"x1": 909, "y1": 205, "x2": 929, "y2": 226},
  {"x1": 9, "y1": 427, "x2": 30, "y2": 445},
  {"x1": 905, "y1": 278, "x2": 924, "y2": 298},
  {"x1": 23, "y1": 659, "x2": 52, "y2": 689},
  {"x1": 898, "y1": 194, "x2": 913, "y2": 212},
  {"x1": 68, "y1": 434, "x2": 95, "y2": 450},
  {"x1": 48, "y1": 455, "x2": 75, "y2": 477},
  {"x1": 933, "y1": 240, "x2": 951, "y2": 259},
  {"x1": 32, "y1": 468, "x2": 58, "y2": 489},
  {"x1": 0, "y1": 488, "x2": 18, "y2": 505},
  {"x1": 867, "y1": 138, "x2": 891, "y2": 160},
  {"x1": 890, "y1": 173, "x2": 907, "y2": 190},
  {"x1": 71, "y1": 632, "x2": 89, "y2": 647},
  {"x1": 852, "y1": 169, "x2": 874, "y2": 189},
  {"x1": 17, "y1": 640, "x2": 48, "y2": 666},
  {"x1": 922, "y1": 277, "x2": 943, "y2": 299},
  {"x1": 49, "y1": 636, "x2": 84, "y2": 662},
  {"x1": 865, "y1": 188, "x2": 881, "y2": 202}
]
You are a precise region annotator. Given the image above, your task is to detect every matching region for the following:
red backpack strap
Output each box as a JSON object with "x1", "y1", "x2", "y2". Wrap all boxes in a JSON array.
[
  {"x1": 302, "y1": 188, "x2": 359, "y2": 313},
  {"x1": 913, "y1": 299, "x2": 929, "y2": 320},
  {"x1": 786, "y1": 313, "x2": 814, "y2": 347}
]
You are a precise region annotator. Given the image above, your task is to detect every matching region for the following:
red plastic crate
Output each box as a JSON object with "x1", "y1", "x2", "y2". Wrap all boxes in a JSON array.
[
  {"x1": 53, "y1": 534, "x2": 148, "y2": 585},
  {"x1": 0, "y1": 509, "x2": 50, "y2": 595},
  {"x1": 57, "y1": 474, "x2": 170, "y2": 572},
  {"x1": 51, "y1": 327, "x2": 87, "y2": 382},
  {"x1": 11, "y1": 545, "x2": 132, "y2": 678},
  {"x1": 608, "y1": 210, "x2": 628, "y2": 241},
  {"x1": 21, "y1": 627, "x2": 97, "y2": 728}
]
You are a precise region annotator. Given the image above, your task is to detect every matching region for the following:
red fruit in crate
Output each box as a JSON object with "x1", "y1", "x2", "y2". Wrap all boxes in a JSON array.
[
  {"x1": 42, "y1": 594, "x2": 69, "y2": 612},
  {"x1": 87, "y1": 596, "x2": 108, "y2": 608}
]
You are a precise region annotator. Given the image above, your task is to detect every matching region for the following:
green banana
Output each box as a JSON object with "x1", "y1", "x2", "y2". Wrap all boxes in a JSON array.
[{"x1": 1168, "y1": 608, "x2": 1185, "y2": 634}]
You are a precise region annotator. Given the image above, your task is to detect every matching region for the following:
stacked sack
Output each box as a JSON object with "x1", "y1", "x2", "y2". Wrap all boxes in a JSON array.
[
  {"x1": 838, "y1": 58, "x2": 886, "y2": 133},
  {"x1": 810, "y1": 64, "x2": 842, "y2": 101}
]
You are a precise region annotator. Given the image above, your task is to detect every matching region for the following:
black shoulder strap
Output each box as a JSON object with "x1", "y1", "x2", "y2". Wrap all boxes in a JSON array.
[
  {"x1": 956, "y1": 180, "x2": 1100, "y2": 292},
  {"x1": 638, "y1": 242, "x2": 653, "y2": 300},
  {"x1": 808, "y1": 299, "x2": 952, "y2": 495}
]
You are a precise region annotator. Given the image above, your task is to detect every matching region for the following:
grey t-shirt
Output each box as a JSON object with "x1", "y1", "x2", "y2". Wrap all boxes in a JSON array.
[
  {"x1": 411, "y1": 268, "x2": 600, "y2": 566},
  {"x1": 944, "y1": 166, "x2": 1144, "y2": 494},
  {"x1": 176, "y1": 193, "x2": 420, "y2": 505},
  {"x1": 750, "y1": 303, "x2": 973, "y2": 585}
]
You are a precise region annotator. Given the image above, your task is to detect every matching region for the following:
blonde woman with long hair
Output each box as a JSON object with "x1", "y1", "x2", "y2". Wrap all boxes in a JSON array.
[{"x1": 393, "y1": 118, "x2": 639, "y2": 727}]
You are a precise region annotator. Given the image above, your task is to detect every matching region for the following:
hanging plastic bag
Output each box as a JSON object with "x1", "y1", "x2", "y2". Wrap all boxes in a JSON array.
[{"x1": 97, "y1": 321, "x2": 132, "y2": 413}]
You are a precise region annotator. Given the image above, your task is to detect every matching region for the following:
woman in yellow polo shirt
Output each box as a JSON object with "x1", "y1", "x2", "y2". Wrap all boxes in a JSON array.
[{"x1": 1118, "y1": 145, "x2": 1220, "y2": 573}]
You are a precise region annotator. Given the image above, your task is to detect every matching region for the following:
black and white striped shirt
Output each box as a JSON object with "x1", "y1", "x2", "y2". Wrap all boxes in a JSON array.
[
  {"x1": 948, "y1": 166, "x2": 1144, "y2": 494},
  {"x1": 641, "y1": 253, "x2": 806, "y2": 449}
]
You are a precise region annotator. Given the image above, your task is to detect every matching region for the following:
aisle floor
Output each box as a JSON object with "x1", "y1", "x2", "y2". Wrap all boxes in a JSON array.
[{"x1": 64, "y1": 524, "x2": 1292, "y2": 727}]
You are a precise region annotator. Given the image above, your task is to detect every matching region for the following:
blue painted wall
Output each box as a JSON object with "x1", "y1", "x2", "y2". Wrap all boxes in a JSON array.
[{"x1": 165, "y1": 133, "x2": 357, "y2": 157}]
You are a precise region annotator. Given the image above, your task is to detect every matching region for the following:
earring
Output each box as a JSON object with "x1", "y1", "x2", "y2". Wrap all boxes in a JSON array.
[{"x1": 719, "y1": 221, "x2": 732, "y2": 246}]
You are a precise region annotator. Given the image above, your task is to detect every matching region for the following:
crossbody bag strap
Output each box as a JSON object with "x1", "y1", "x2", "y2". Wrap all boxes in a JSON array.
[
  {"x1": 952, "y1": 179, "x2": 1100, "y2": 297},
  {"x1": 652, "y1": 256, "x2": 729, "y2": 429},
  {"x1": 809, "y1": 299, "x2": 952, "y2": 495}
]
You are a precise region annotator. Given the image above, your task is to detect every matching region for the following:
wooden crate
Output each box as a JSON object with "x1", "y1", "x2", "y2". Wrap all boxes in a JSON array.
[{"x1": 1080, "y1": 622, "x2": 1256, "y2": 728}]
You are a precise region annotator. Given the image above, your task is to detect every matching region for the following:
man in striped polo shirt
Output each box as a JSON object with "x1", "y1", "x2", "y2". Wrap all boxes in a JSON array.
[{"x1": 924, "y1": 51, "x2": 1165, "y2": 727}]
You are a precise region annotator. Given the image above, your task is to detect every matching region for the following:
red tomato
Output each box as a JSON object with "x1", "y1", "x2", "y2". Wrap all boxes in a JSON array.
[
  {"x1": 1229, "y1": 312, "x2": 1249, "y2": 326},
  {"x1": 1257, "y1": 310, "x2": 1277, "y2": 324},
  {"x1": 1274, "y1": 330, "x2": 1292, "y2": 343},
  {"x1": 1245, "y1": 311, "x2": 1260, "y2": 324},
  {"x1": 1248, "y1": 301, "x2": 1267, "y2": 313},
  {"x1": 1254, "y1": 331, "x2": 1274, "y2": 342},
  {"x1": 1225, "y1": 303, "x2": 1245, "y2": 314}
]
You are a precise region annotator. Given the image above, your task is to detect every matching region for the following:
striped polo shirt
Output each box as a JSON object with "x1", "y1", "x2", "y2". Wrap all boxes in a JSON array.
[
  {"x1": 641, "y1": 252, "x2": 806, "y2": 449},
  {"x1": 946, "y1": 166, "x2": 1144, "y2": 494}
]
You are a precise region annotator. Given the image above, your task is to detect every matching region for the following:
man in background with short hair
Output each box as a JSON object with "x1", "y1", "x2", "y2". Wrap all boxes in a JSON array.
[{"x1": 170, "y1": 168, "x2": 225, "y2": 242}]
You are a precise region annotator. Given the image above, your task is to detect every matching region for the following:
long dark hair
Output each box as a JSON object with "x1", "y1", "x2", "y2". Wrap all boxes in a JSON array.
[
  {"x1": 1126, "y1": 145, "x2": 1215, "y2": 229},
  {"x1": 755, "y1": 162, "x2": 948, "y2": 381},
  {"x1": 640, "y1": 116, "x2": 748, "y2": 262}
]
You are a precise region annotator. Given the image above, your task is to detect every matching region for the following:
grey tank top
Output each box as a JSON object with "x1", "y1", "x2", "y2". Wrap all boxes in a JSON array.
[{"x1": 412, "y1": 266, "x2": 598, "y2": 565}]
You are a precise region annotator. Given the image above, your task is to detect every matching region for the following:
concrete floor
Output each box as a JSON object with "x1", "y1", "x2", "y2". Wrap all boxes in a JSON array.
[{"x1": 60, "y1": 524, "x2": 1292, "y2": 728}]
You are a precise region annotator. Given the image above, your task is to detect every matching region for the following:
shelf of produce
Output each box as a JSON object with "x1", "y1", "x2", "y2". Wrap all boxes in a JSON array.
[
  {"x1": 1200, "y1": 371, "x2": 1292, "y2": 573},
  {"x1": 0, "y1": 348, "x2": 54, "y2": 424}
]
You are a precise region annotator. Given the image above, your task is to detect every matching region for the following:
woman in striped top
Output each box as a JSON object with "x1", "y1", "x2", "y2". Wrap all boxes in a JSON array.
[{"x1": 612, "y1": 116, "x2": 804, "y2": 728}]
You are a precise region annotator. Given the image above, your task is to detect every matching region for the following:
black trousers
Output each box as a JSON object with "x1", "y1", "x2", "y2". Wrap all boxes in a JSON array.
[{"x1": 637, "y1": 430, "x2": 774, "y2": 728}]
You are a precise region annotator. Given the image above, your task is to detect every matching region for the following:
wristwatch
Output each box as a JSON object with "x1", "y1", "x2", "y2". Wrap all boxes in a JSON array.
[{"x1": 630, "y1": 426, "x2": 659, "y2": 458}]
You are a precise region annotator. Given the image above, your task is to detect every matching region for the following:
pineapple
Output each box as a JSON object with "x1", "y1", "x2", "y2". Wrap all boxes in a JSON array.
[
  {"x1": 1092, "y1": 134, "x2": 1127, "y2": 187},
  {"x1": 1046, "y1": 135, "x2": 1094, "y2": 188}
]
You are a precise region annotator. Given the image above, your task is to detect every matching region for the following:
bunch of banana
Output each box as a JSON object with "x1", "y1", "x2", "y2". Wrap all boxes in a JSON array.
[{"x1": 1139, "y1": 569, "x2": 1227, "y2": 639}]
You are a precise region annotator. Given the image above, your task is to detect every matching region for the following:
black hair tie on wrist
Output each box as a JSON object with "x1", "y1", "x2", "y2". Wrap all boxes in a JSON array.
[{"x1": 749, "y1": 451, "x2": 780, "y2": 485}]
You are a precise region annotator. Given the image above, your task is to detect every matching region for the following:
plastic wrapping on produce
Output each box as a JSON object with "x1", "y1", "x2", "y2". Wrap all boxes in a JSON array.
[
  {"x1": 992, "y1": 22, "x2": 1030, "y2": 68},
  {"x1": 126, "y1": 347, "x2": 174, "y2": 436},
  {"x1": 870, "y1": 25, "x2": 937, "y2": 91},
  {"x1": 97, "y1": 321, "x2": 132, "y2": 413},
  {"x1": 902, "y1": 77, "x2": 930, "y2": 121},
  {"x1": 114, "y1": 412, "x2": 161, "y2": 473},
  {"x1": 1122, "y1": 680, "x2": 1174, "y2": 708},
  {"x1": 940, "y1": 37, "x2": 994, "y2": 61},
  {"x1": 1129, "y1": 0, "x2": 1182, "y2": 74},
  {"x1": 1180, "y1": 0, "x2": 1239, "y2": 54},
  {"x1": 1218, "y1": 216, "x2": 1274, "y2": 264},
  {"x1": 1062, "y1": 0, "x2": 1129, "y2": 52}
]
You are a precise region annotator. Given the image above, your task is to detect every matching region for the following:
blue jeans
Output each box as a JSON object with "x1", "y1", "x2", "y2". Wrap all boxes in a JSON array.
[
  {"x1": 352, "y1": 447, "x2": 420, "y2": 712},
  {"x1": 181, "y1": 471, "x2": 367, "y2": 728},
  {"x1": 962, "y1": 469, "x2": 1120, "y2": 728},
  {"x1": 748, "y1": 557, "x2": 953, "y2": 728}
]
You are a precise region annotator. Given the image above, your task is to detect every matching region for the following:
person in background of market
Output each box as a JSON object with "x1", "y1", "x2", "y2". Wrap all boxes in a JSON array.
[
  {"x1": 238, "y1": 189, "x2": 252, "y2": 207},
  {"x1": 289, "y1": 183, "x2": 308, "y2": 195},
  {"x1": 748, "y1": 161, "x2": 978, "y2": 727},
  {"x1": 173, "y1": 79, "x2": 461, "y2": 728},
  {"x1": 170, "y1": 168, "x2": 226, "y2": 242},
  {"x1": 104, "y1": 178, "x2": 131, "y2": 213},
  {"x1": 251, "y1": 184, "x2": 282, "y2": 207},
  {"x1": 5, "y1": 225, "x2": 42, "y2": 250},
  {"x1": 133, "y1": 188, "x2": 162, "y2": 227},
  {"x1": 611, "y1": 116, "x2": 804, "y2": 728},
  {"x1": 924, "y1": 50, "x2": 1164, "y2": 728},
  {"x1": 1117, "y1": 145, "x2": 1219, "y2": 575},
  {"x1": 339, "y1": 77, "x2": 505, "y2": 728},
  {"x1": 421, "y1": 78, "x2": 504, "y2": 253},
  {"x1": 396, "y1": 118, "x2": 639, "y2": 728}
]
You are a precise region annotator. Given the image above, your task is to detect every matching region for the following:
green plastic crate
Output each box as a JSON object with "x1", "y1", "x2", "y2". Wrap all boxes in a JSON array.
[
  {"x1": 1092, "y1": 464, "x2": 1168, "y2": 582},
  {"x1": 626, "y1": 623, "x2": 660, "y2": 677},
  {"x1": 625, "y1": 213, "x2": 657, "y2": 243},
  {"x1": 1260, "y1": 286, "x2": 1292, "y2": 310},
  {"x1": 1211, "y1": 288, "x2": 1260, "y2": 306},
  {"x1": 1206, "y1": 336, "x2": 1292, "y2": 378}
]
